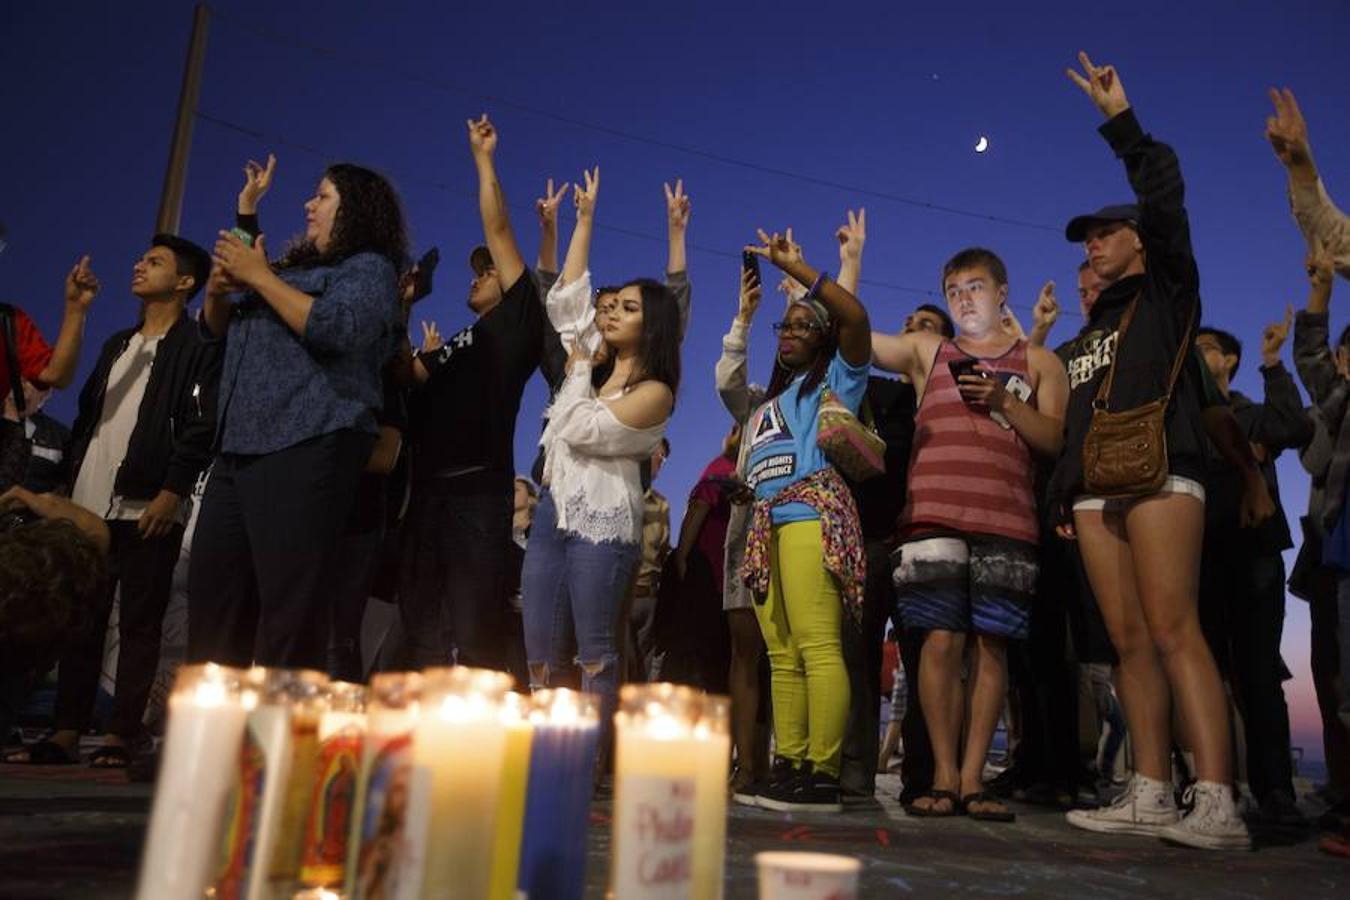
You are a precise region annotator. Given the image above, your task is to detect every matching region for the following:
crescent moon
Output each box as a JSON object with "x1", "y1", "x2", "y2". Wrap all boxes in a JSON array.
[{"x1": 975, "y1": 136, "x2": 989, "y2": 153}]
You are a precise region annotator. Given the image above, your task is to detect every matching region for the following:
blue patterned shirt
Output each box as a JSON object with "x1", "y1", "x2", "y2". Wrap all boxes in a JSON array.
[{"x1": 207, "y1": 251, "x2": 399, "y2": 455}]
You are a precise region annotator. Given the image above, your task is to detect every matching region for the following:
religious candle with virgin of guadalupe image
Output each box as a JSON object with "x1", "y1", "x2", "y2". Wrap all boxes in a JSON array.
[
  {"x1": 413, "y1": 666, "x2": 514, "y2": 900},
  {"x1": 516, "y1": 689, "x2": 600, "y2": 900},
  {"x1": 610, "y1": 684, "x2": 731, "y2": 900},
  {"x1": 213, "y1": 668, "x2": 330, "y2": 900},
  {"x1": 347, "y1": 671, "x2": 423, "y2": 900},
  {"x1": 135, "y1": 663, "x2": 252, "y2": 900},
  {"x1": 296, "y1": 681, "x2": 368, "y2": 894}
]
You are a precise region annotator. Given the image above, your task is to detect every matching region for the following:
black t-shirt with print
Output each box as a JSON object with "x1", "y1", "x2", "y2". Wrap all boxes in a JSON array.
[{"x1": 406, "y1": 272, "x2": 547, "y2": 485}]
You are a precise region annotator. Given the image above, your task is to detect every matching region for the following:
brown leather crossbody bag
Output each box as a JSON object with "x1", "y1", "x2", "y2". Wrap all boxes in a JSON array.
[{"x1": 1082, "y1": 295, "x2": 1195, "y2": 498}]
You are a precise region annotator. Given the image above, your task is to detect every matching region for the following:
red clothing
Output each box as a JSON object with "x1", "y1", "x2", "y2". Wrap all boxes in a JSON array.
[
  {"x1": 689, "y1": 454, "x2": 737, "y2": 595},
  {"x1": 0, "y1": 306, "x2": 53, "y2": 396},
  {"x1": 900, "y1": 338, "x2": 1039, "y2": 545}
]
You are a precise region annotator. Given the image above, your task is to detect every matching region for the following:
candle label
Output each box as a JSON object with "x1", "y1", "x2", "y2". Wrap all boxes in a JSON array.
[
  {"x1": 613, "y1": 775, "x2": 696, "y2": 899},
  {"x1": 211, "y1": 725, "x2": 267, "y2": 900},
  {"x1": 298, "y1": 722, "x2": 362, "y2": 886},
  {"x1": 352, "y1": 733, "x2": 424, "y2": 900},
  {"x1": 268, "y1": 714, "x2": 320, "y2": 883}
]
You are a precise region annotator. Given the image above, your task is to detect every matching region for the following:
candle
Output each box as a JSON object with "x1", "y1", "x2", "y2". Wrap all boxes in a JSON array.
[
  {"x1": 297, "y1": 681, "x2": 368, "y2": 893},
  {"x1": 135, "y1": 663, "x2": 252, "y2": 900},
  {"x1": 611, "y1": 684, "x2": 731, "y2": 900},
  {"x1": 210, "y1": 668, "x2": 330, "y2": 900},
  {"x1": 487, "y1": 693, "x2": 533, "y2": 900},
  {"x1": 347, "y1": 671, "x2": 423, "y2": 900},
  {"x1": 516, "y1": 689, "x2": 600, "y2": 900},
  {"x1": 413, "y1": 666, "x2": 514, "y2": 900}
]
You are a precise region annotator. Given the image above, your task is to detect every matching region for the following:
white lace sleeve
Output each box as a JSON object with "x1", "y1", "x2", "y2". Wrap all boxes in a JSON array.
[{"x1": 546, "y1": 270, "x2": 601, "y2": 355}]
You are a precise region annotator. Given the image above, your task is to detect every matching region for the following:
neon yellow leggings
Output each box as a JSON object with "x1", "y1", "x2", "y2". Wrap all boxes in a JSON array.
[{"x1": 752, "y1": 519, "x2": 850, "y2": 778}]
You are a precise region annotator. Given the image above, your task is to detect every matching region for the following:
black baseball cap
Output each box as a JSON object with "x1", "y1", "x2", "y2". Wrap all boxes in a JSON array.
[
  {"x1": 468, "y1": 245, "x2": 494, "y2": 276},
  {"x1": 1064, "y1": 204, "x2": 1140, "y2": 242}
]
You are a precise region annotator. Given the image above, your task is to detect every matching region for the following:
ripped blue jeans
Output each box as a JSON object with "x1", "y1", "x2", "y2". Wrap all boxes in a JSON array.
[{"x1": 521, "y1": 491, "x2": 640, "y2": 720}]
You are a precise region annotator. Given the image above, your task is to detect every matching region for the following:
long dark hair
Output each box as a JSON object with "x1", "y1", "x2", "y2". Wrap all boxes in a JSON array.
[
  {"x1": 592, "y1": 278, "x2": 681, "y2": 399},
  {"x1": 279, "y1": 163, "x2": 410, "y2": 271},
  {"x1": 764, "y1": 318, "x2": 839, "y2": 404}
]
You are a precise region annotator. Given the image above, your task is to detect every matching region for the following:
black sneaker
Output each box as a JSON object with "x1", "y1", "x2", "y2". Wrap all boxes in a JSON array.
[
  {"x1": 758, "y1": 765, "x2": 844, "y2": 813},
  {"x1": 734, "y1": 756, "x2": 797, "y2": 807}
]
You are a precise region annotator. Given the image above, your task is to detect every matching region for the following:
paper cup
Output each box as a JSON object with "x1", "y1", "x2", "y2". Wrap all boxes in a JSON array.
[{"x1": 756, "y1": 851, "x2": 861, "y2": 900}]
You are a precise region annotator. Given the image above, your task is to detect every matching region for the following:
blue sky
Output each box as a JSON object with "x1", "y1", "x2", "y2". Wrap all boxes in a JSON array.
[{"x1": 4, "y1": 0, "x2": 1350, "y2": 758}]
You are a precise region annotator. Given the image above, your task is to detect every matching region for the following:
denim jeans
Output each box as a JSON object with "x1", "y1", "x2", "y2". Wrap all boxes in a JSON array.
[{"x1": 521, "y1": 491, "x2": 639, "y2": 723}]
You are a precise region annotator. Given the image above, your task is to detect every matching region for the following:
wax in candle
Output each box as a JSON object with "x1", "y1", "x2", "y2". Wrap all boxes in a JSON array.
[
  {"x1": 135, "y1": 664, "x2": 251, "y2": 900},
  {"x1": 297, "y1": 682, "x2": 367, "y2": 892},
  {"x1": 487, "y1": 693, "x2": 533, "y2": 900}
]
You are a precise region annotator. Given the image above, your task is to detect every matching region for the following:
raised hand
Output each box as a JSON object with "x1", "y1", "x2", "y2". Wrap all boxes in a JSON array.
[
  {"x1": 573, "y1": 167, "x2": 600, "y2": 220},
  {"x1": 665, "y1": 179, "x2": 691, "y2": 232},
  {"x1": 737, "y1": 265, "x2": 762, "y2": 325},
  {"x1": 536, "y1": 178, "x2": 569, "y2": 228},
  {"x1": 213, "y1": 231, "x2": 271, "y2": 289},
  {"x1": 238, "y1": 153, "x2": 277, "y2": 214},
  {"x1": 1001, "y1": 305, "x2": 1028, "y2": 339},
  {"x1": 747, "y1": 228, "x2": 804, "y2": 271},
  {"x1": 1261, "y1": 304, "x2": 1294, "y2": 367},
  {"x1": 420, "y1": 320, "x2": 443, "y2": 353},
  {"x1": 1066, "y1": 51, "x2": 1130, "y2": 119},
  {"x1": 1265, "y1": 88, "x2": 1312, "y2": 170},
  {"x1": 1033, "y1": 281, "x2": 1059, "y2": 329},
  {"x1": 64, "y1": 255, "x2": 99, "y2": 309},
  {"x1": 836, "y1": 208, "x2": 866, "y2": 264},
  {"x1": 467, "y1": 114, "x2": 498, "y2": 157}
]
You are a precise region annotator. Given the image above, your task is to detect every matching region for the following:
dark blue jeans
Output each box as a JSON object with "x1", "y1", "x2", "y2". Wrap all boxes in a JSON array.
[{"x1": 521, "y1": 491, "x2": 639, "y2": 719}]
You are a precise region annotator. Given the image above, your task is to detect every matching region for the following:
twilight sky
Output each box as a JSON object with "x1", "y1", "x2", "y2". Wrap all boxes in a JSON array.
[{"x1": 4, "y1": 0, "x2": 1349, "y2": 762}]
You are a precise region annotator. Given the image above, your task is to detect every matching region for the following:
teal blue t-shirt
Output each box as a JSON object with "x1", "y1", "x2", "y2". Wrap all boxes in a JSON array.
[{"x1": 745, "y1": 352, "x2": 870, "y2": 524}]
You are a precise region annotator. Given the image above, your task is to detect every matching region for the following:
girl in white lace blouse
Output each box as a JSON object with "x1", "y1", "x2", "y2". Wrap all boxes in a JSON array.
[{"x1": 521, "y1": 167, "x2": 682, "y2": 731}]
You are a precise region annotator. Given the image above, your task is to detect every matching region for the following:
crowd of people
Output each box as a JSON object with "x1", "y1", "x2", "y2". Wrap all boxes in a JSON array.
[{"x1": 2, "y1": 53, "x2": 1349, "y2": 858}]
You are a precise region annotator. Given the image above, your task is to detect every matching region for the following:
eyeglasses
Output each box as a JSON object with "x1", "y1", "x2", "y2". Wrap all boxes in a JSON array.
[{"x1": 771, "y1": 320, "x2": 821, "y2": 338}]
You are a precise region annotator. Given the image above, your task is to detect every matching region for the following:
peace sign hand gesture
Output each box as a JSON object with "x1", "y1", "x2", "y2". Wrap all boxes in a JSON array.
[
  {"x1": 747, "y1": 228, "x2": 804, "y2": 272},
  {"x1": 836, "y1": 208, "x2": 866, "y2": 264},
  {"x1": 467, "y1": 114, "x2": 498, "y2": 158},
  {"x1": 573, "y1": 167, "x2": 600, "y2": 220},
  {"x1": 664, "y1": 179, "x2": 691, "y2": 233},
  {"x1": 536, "y1": 178, "x2": 570, "y2": 228},
  {"x1": 1066, "y1": 51, "x2": 1130, "y2": 119},
  {"x1": 1265, "y1": 88, "x2": 1313, "y2": 170}
]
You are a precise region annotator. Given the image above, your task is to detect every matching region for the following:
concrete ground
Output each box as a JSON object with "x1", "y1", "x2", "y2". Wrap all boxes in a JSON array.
[{"x1": 0, "y1": 767, "x2": 1344, "y2": 899}]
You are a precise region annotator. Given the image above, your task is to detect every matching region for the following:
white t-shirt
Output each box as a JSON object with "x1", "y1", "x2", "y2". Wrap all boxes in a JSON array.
[{"x1": 72, "y1": 332, "x2": 166, "y2": 521}]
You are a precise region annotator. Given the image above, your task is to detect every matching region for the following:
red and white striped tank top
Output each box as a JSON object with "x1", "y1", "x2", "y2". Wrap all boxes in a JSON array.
[{"x1": 899, "y1": 338, "x2": 1039, "y2": 545}]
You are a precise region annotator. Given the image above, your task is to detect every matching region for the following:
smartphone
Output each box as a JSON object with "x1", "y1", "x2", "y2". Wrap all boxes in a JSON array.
[
  {"x1": 947, "y1": 357, "x2": 984, "y2": 383},
  {"x1": 229, "y1": 227, "x2": 254, "y2": 247},
  {"x1": 742, "y1": 250, "x2": 761, "y2": 287},
  {"x1": 410, "y1": 246, "x2": 440, "y2": 302}
]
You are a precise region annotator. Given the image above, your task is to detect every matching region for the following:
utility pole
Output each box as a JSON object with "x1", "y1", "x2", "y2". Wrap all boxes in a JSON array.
[{"x1": 155, "y1": 3, "x2": 211, "y2": 234}]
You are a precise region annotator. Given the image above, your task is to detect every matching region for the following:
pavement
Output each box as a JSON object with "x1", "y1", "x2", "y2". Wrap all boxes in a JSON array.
[{"x1": 0, "y1": 766, "x2": 1344, "y2": 899}]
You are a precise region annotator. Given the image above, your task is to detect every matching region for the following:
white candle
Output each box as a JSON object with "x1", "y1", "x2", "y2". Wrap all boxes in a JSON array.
[
  {"x1": 347, "y1": 671, "x2": 423, "y2": 900},
  {"x1": 135, "y1": 663, "x2": 252, "y2": 900},
  {"x1": 413, "y1": 666, "x2": 514, "y2": 900},
  {"x1": 211, "y1": 668, "x2": 330, "y2": 900},
  {"x1": 611, "y1": 684, "x2": 731, "y2": 900}
]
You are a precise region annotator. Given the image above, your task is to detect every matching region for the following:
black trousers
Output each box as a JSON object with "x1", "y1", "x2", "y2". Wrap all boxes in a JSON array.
[
  {"x1": 897, "y1": 627, "x2": 934, "y2": 804},
  {"x1": 55, "y1": 519, "x2": 185, "y2": 739},
  {"x1": 187, "y1": 430, "x2": 373, "y2": 670},
  {"x1": 398, "y1": 477, "x2": 512, "y2": 670},
  {"x1": 840, "y1": 540, "x2": 894, "y2": 796}
]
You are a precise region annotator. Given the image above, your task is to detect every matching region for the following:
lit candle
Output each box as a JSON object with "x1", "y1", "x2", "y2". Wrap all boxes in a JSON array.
[
  {"x1": 210, "y1": 668, "x2": 330, "y2": 900},
  {"x1": 297, "y1": 681, "x2": 368, "y2": 893},
  {"x1": 412, "y1": 666, "x2": 514, "y2": 900},
  {"x1": 346, "y1": 671, "x2": 423, "y2": 900},
  {"x1": 487, "y1": 692, "x2": 533, "y2": 900},
  {"x1": 611, "y1": 684, "x2": 731, "y2": 900},
  {"x1": 517, "y1": 689, "x2": 600, "y2": 900},
  {"x1": 135, "y1": 663, "x2": 252, "y2": 900}
]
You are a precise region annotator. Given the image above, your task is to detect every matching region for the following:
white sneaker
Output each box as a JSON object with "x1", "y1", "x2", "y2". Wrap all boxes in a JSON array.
[
  {"x1": 1160, "y1": 782, "x2": 1252, "y2": 850},
  {"x1": 1066, "y1": 775, "x2": 1180, "y2": 836}
]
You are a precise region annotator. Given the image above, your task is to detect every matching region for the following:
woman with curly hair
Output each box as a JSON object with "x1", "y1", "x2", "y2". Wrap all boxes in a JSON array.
[{"x1": 188, "y1": 162, "x2": 408, "y2": 669}]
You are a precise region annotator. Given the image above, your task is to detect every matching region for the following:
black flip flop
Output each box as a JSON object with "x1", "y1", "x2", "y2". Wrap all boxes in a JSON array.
[
  {"x1": 4, "y1": 740, "x2": 79, "y2": 765},
  {"x1": 962, "y1": 791, "x2": 1017, "y2": 822},
  {"x1": 904, "y1": 789, "x2": 963, "y2": 818},
  {"x1": 89, "y1": 744, "x2": 132, "y2": 769}
]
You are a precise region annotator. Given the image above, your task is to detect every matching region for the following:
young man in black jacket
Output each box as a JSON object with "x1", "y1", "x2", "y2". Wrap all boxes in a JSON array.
[
  {"x1": 1195, "y1": 321, "x2": 1313, "y2": 827},
  {"x1": 6, "y1": 235, "x2": 220, "y2": 768}
]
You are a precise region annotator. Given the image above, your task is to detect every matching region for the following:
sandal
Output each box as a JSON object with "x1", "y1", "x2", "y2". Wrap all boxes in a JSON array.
[
  {"x1": 3, "y1": 739, "x2": 79, "y2": 765},
  {"x1": 961, "y1": 791, "x2": 1016, "y2": 822},
  {"x1": 89, "y1": 744, "x2": 132, "y2": 769},
  {"x1": 904, "y1": 789, "x2": 962, "y2": 818}
]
